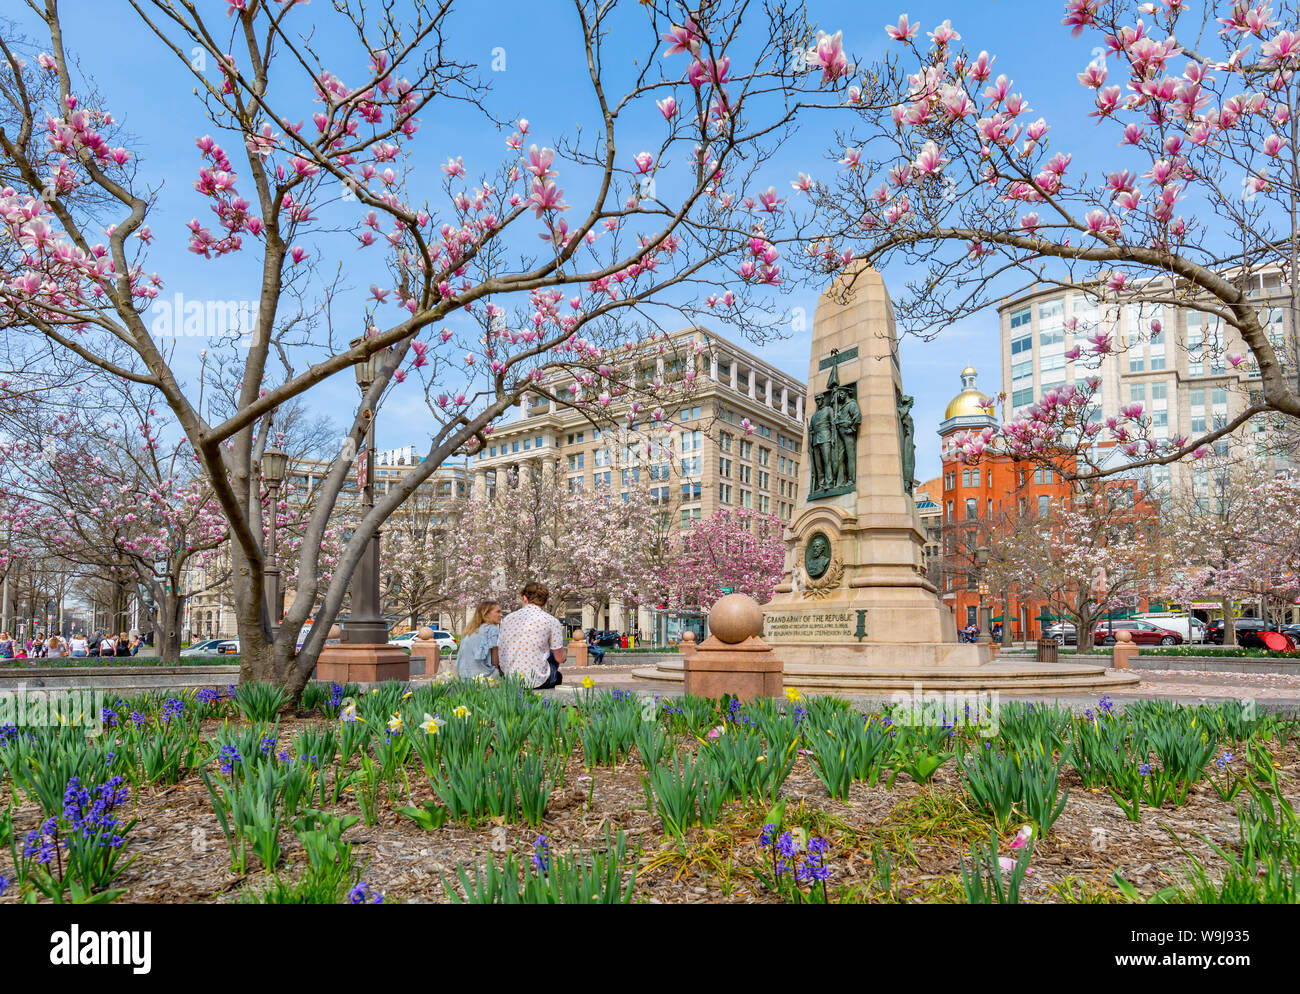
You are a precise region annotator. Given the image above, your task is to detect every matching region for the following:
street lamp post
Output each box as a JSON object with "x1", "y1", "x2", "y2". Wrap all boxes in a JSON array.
[
  {"x1": 262, "y1": 446, "x2": 288, "y2": 635},
  {"x1": 975, "y1": 545, "x2": 991, "y2": 644},
  {"x1": 342, "y1": 337, "x2": 391, "y2": 646}
]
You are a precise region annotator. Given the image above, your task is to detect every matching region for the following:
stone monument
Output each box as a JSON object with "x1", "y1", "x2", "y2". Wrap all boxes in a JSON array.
[
  {"x1": 759, "y1": 261, "x2": 978, "y2": 669},
  {"x1": 632, "y1": 263, "x2": 1140, "y2": 693}
]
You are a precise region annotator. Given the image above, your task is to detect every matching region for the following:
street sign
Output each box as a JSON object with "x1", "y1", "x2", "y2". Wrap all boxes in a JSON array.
[{"x1": 721, "y1": 587, "x2": 734, "y2": 595}]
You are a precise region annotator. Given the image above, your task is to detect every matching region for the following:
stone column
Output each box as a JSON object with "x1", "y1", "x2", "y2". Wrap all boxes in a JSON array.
[
  {"x1": 781, "y1": 385, "x2": 789, "y2": 416},
  {"x1": 796, "y1": 394, "x2": 803, "y2": 421},
  {"x1": 710, "y1": 352, "x2": 719, "y2": 381},
  {"x1": 472, "y1": 470, "x2": 487, "y2": 501},
  {"x1": 730, "y1": 363, "x2": 738, "y2": 391},
  {"x1": 636, "y1": 605, "x2": 654, "y2": 641}
]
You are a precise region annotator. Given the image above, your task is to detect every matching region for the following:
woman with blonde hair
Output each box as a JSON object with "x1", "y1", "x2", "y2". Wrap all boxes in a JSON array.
[{"x1": 456, "y1": 600, "x2": 502, "y2": 680}]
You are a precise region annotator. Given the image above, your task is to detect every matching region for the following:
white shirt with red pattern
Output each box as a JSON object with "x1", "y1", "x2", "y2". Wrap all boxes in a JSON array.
[{"x1": 498, "y1": 603, "x2": 563, "y2": 688}]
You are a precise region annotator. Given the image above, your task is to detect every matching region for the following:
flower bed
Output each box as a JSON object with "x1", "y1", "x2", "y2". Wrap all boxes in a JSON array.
[{"x1": 0, "y1": 683, "x2": 1296, "y2": 904}]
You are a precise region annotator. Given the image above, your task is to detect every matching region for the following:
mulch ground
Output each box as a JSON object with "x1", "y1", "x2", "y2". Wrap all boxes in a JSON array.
[{"x1": 2, "y1": 711, "x2": 1294, "y2": 904}]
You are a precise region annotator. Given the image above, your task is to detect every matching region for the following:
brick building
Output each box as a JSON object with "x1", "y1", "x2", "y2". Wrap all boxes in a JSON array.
[{"x1": 937, "y1": 366, "x2": 1073, "y2": 638}]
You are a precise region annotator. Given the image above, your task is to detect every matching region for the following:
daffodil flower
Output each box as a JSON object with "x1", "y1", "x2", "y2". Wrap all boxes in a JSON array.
[
  {"x1": 581, "y1": 676, "x2": 595, "y2": 689},
  {"x1": 453, "y1": 705, "x2": 471, "y2": 719},
  {"x1": 387, "y1": 712, "x2": 403, "y2": 733},
  {"x1": 340, "y1": 702, "x2": 360, "y2": 722},
  {"x1": 420, "y1": 712, "x2": 445, "y2": 734},
  {"x1": 785, "y1": 687, "x2": 803, "y2": 703}
]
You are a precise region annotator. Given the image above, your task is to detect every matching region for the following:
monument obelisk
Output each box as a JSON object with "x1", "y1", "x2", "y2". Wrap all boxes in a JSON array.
[
  {"x1": 761, "y1": 262, "x2": 985, "y2": 668},
  {"x1": 631, "y1": 263, "x2": 1140, "y2": 692}
]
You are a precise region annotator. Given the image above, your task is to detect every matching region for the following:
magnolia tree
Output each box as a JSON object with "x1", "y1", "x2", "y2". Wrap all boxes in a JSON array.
[
  {"x1": 0, "y1": 1, "x2": 860, "y2": 695},
  {"x1": 1002, "y1": 482, "x2": 1166, "y2": 650},
  {"x1": 0, "y1": 381, "x2": 229, "y2": 659},
  {"x1": 1161, "y1": 460, "x2": 1300, "y2": 636},
  {"x1": 811, "y1": 2, "x2": 1300, "y2": 477},
  {"x1": 378, "y1": 479, "x2": 459, "y2": 631},
  {"x1": 660, "y1": 506, "x2": 785, "y2": 614},
  {"x1": 440, "y1": 462, "x2": 659, "y2": 621}
]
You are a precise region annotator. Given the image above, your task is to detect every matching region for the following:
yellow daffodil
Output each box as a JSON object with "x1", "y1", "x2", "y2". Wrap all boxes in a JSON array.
[
  {"x1": 756, "y1": 755, "x2": 767, "y2": 763},
  {"x1": 581, "y1": 676, "x2": 595, "y2": 689},
  {"x1": 402, "y1": 691, "x2": 413, "y2": 700},
  {"x1": 386, "y1": 712, "x2": 403, "y2": 733},
  {"x1": 453, "y1": 705, "x2": 471, "y2": 719},
  {"x1": 785, "y1": 687, "x2": 802, "y2": 703},
  {"x1": 421, "y1": 712, "x2": 444, "y2": 734}
]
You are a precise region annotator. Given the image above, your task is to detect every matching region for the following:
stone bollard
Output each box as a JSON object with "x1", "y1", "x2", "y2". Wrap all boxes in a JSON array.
[
  {"x1": 569, "y1": 635, "x2": 589, "y2": 668},
  {"x1": 678, "y1": 630, "x2": 698, "y2": 660},
  {"x1": 683, "y1": 594, "x2": 783, "y2": 702},
  {"x1": 1111, "y1": 628, "x2": 1138, "y2": 670},
  {"x1": 408, "y1": 626, "x2": 440, "y2": 677}
]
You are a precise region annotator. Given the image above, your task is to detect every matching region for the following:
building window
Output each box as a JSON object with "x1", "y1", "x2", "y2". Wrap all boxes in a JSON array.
[
  {"x1": 1010, "y1": 306, "x2": 1031, "y2": 329},
  {"x1": 965, "y1": 498, "x2": 978, "y2": 520}
]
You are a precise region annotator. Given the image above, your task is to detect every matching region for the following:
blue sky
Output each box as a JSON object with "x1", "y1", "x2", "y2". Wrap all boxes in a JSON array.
[{"x1": 13, "y1": 0, "x2": 1115, "y2": 480}]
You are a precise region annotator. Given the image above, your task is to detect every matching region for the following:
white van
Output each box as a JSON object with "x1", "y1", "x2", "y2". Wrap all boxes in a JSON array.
[{"x1": 1134, "y1": 615, "x2": 1207, "y2": 644}]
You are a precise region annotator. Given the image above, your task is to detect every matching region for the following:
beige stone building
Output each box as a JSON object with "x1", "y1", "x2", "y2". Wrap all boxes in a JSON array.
[
  {"x1": 997, "y1": 267, "x2": 1296, "y2": 500},
  {"x1": 469, "y1": 326, "x2": 807, "y2": 640}
]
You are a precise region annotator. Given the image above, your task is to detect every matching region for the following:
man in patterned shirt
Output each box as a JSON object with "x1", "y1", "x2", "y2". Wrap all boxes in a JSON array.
[{"x1": 498, "y1": 582, "x2": 566, "y2": 689}]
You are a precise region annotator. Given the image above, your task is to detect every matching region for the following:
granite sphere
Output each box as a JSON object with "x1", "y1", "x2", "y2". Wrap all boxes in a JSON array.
[{"x1": 708, "y1": 593, "x2": 763, "y2": 645}]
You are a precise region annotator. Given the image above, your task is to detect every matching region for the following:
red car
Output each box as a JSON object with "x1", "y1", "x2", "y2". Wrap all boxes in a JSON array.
[{"x1": 1092, "y1": 620, "x2": 1183, "y2": 646}]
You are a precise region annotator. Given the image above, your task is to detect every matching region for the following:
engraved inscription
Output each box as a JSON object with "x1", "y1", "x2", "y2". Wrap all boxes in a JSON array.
[{"x1": 763, "y1": 611, "x2": 863, "y2": 643}]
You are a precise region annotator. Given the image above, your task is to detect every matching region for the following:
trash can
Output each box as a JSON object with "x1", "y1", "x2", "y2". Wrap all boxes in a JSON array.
[{"x1": 1036, "y1": 639, "x2": 1059, "y2": 663}]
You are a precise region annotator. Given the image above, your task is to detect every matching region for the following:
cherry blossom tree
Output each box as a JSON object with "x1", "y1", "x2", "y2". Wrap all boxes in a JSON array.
[
  {"x1": 660, "y1": 505, "x2": 785, "y2": 614},
  {"x1": 813, "y1": 2, "x2": 1300, "y2": 479},
  {"x1": 1161, "y1": 459, "x2": 1300, "y2": 638},
  {"x1": 439, "y1": 461, "x2": 659, "y2": 622},
  {"x1": 1002, "y1": 478, "x2": 1167, "y2": 650},
  {"x1": 0, "y1": 1, "x2": 845, "y2": 695},
  {"x1": 0, "y1": 380, "x2": 229, "y2": 660}
]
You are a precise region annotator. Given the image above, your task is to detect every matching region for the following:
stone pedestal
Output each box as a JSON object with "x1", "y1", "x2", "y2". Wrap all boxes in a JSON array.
[
  {"x1": 316, "y1": 642, "x2": 411, "y2": 684},
  {"x1": 682, "y1": 594, "x2": 783, "y2": 701},
  {"x1": 678, "y1": 631, "x2": 698, "y2": 660},
  {"x1": 1111, "y1": 631, "x2": 1137, "y2": 670},
  {"x1": 409, "y1": 627, "x2": 441, "y2": 677},
  {"x1": 684, "y1": 635, "x2": 784, "y2": 701},
  {"x1": 569, "y1": 636, "x2": 589, "y2": 668}
]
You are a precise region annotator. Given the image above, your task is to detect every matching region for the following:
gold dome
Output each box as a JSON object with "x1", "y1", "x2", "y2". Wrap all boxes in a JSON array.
[{"x1": 943, "y1": 366, "x2": 993, "y2": 420}]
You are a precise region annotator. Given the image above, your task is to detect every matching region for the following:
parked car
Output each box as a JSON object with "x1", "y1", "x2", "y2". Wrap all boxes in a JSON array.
[
  {"x1": 388, "y1": 629, "x2": 457, "y2": 654},
  {"x1": 1207, "y1": 618, "x2": 1279, "y2": 648},
  {"x1": 1133, "y1": 615, "x2": 1208, "y2": 644},
  {"x1": 1043, "y1": 622, "x2": 1077, "y2": 646},
  {"x1": 181, "y1": 638, "x2": 239, "y2": 657},
  {"x1": 1092, "y1": 620, "x2": 1183, "y2": 646},
  {"x1": 588, "y1": 630, "x2": 623, "y2": 649}
]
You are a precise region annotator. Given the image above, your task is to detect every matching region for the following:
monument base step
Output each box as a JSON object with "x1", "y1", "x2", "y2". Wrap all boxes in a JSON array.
[{"x1": 631, "y1": 655, "x2": 1140, "y2": 693}]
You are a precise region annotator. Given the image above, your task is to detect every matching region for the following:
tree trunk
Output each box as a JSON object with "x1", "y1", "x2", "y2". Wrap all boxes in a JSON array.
[
  {"x1": 154, "y1": 592, "x2": 185, "y2": 663},
  {"x1": 1221, "y1": 596, "x2": 1235, "y2": 647}
]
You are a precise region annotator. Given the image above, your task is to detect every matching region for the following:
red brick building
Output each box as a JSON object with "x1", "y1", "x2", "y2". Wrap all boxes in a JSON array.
[{"x1": 937, "y1": 367, "x2": 1073, "y2": 639}]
